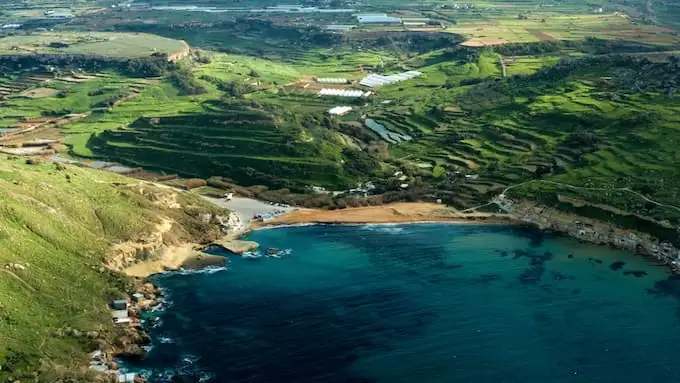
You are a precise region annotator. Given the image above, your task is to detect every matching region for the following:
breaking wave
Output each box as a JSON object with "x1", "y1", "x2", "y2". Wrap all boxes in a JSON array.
[{"x1": 360, "y1": 224, "x2": 405, "y2": 234}]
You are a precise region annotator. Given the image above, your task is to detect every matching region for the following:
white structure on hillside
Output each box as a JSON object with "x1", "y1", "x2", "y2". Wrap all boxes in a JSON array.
[
  {"x1": 359, "y1": 71, "x2": 422, "y2": 88},
  {"x1": 319, "y1": 88, "x2": 368, "y2": 98},
  {"x1": 325, "y1": 24, "x2": 356, "y2": 31},
  {"x1": 328, "y1": 106, "x2": 353, "y2": 115},
  {"x1": 316, "y1": 77, "x2": 349, "y2": 84},
  {"x1": 356, "y1": 13, "x2": 401, "y2": 23}
]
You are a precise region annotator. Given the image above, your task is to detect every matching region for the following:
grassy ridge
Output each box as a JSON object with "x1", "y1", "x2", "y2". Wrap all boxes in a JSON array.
[{"x1": 0, "y1": 32, "x2": 187, "y2": 58}]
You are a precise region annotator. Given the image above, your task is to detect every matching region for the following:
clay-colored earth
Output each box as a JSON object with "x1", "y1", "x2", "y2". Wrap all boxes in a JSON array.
[{"x1": 260, "y1": 202, "x2": 512, "y2": 226}]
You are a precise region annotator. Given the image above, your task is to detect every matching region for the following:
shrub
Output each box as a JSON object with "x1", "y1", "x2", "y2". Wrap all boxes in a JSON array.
[{"x1": 184, "y1": 178, "x2": 208, "y2": 189}]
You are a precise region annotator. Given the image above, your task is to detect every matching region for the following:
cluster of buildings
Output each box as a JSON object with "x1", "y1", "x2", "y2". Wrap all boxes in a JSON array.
[
  {"x1": 316, "y1": 71, "x2": 422, "y2": 98},
  {"x1": 359, "y1": 71, "x2": 422, "y2": 88},
  {"x1": 111, "y1": 299, "x2": 131, "y2": 325}
]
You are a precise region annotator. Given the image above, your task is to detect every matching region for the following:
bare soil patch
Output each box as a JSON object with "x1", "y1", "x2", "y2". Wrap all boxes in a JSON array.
[
  {"x1": 527, "y1": 29, "x2": 555, "y2": 41},
  {"x1": 19, "y1": 87, "x2": 58, "y2": 99}
]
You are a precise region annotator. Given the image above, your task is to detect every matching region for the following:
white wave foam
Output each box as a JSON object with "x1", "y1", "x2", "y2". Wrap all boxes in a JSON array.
[
  {"x1": 158, "y1": 266, "x2": 228, "y2": 276},
  {"x1": 159, "y1": 336, "x2": 175, "y2": 344},
  {"x1": 242, "y1": 251, "x2": 263, "y2": 259},
  {"x1": 182, "y1": 354, "x2": 201, "y2": 364},
  {"x1": 360, "y1": 224, "x2": 405, "y2": 234},
  {"x1": 266, "y1": 248, "x2": 292, "y2": 258}
]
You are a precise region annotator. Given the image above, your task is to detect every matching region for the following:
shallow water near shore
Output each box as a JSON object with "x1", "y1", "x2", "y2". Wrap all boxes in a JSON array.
[{"x1": 127, "y1": 223, "x2": 680, "y2": 382}]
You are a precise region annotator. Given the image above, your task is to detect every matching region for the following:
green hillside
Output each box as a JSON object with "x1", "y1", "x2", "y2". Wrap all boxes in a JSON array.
[{"x1": 0, "y1": 157, "x2": 226, "y2": 381}]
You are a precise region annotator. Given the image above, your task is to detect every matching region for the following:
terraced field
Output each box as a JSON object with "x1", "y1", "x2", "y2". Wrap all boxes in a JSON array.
[
  {"x1": 368, "y1": 54, "x2": 680, "y2": 226},
  {"x1": 0, "y1": 72, "x2": 152, "y2": 128},
  {"x1": 86, "y1": 104, "x2": 353, "y2": 189}
]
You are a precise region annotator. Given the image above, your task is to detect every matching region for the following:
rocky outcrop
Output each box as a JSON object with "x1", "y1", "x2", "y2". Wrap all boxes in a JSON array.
[{"x1": 211, "y1": 239, "x2": 259, "y2": 254}]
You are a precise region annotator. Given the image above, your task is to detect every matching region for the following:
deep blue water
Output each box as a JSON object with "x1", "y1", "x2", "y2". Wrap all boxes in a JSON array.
[{"x1": 128, "y1": 224, "x2": 680, "y2": 382}]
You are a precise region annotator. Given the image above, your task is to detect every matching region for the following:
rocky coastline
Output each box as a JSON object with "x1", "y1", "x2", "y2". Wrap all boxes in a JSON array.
[{"x1": 498, "y1": 197, "x2": 680, "y2": 271}]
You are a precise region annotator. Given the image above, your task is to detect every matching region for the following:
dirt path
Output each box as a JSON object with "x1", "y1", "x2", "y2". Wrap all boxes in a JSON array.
[{"x1": 500, "y1": 180, "x2": 680, "y2": 213}]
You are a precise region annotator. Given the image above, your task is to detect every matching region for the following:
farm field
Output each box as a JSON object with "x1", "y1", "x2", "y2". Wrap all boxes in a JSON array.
[
  {"x1": 446, "y1": 14, "x2": 680, "y2": 46},
  {"x1": 0, "y1": 32, "x2": 188, "y2": 58}
]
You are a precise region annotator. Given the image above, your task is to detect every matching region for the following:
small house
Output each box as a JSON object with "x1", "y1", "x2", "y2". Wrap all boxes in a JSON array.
[
  {"x1": 111, "y1": 299, "x2": 127, "y2": 310},
  {"x1": 114, "y1": 317, "x2": 132, "y2": 325},
  {"x1": 132, "y1": 293, "x2": 145, "y2": 302}
]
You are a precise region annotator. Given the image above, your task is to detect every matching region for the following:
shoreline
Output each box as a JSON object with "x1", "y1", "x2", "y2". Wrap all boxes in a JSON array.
[
  {"x1": 253, "y1": 202, "x2": 517, "y2": 228},
  {"x1": 123, "y1": 244, "x2": 227, "y2": 278},
  {"x1": 113, "y1": 199, "x2": 679, "y2": 381}
]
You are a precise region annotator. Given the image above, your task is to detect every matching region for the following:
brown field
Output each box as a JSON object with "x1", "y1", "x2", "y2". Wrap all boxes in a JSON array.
[
  {"x1": 527, "y1": 29, "x2": 555, "y2": 41},
  {"x1": 16, "y1": 118, "x2": 56, "y2": 129},
  {"x1": 461, "y1": 39, "x2": 508, "y2": 47},
  {"x1": 18, "y1": 87, "x2": 58, "y2": 99}
]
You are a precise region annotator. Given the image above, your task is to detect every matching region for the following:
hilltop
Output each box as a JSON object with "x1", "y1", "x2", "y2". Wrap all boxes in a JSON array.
[{"x1": 0, "y1": 32, "x2": 188, "y2": 60}]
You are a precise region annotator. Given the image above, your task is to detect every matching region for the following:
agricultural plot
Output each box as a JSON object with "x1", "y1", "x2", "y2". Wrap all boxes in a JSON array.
[
  {"x1": 86, "y1": 106, "x2": 352, "y2": 188},
  {"x1": 0, "y1": 32, "x2": 188, "y2": 58},
  {"x1": 0, "y1": 73, "x2": 148, "y2": 128},
  {"x1": 446, "y1": 14, "x2": 680, "y2": 46}
]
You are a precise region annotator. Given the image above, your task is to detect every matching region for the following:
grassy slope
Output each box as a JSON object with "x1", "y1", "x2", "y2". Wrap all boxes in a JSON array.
[{"x1": 0, "y1": 157, "x2": 225, "y2": 379}]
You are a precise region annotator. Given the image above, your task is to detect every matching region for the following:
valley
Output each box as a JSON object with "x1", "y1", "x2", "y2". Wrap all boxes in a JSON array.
[{"x1": 1, "y1": 0, "x2": 680, "y2": 380}]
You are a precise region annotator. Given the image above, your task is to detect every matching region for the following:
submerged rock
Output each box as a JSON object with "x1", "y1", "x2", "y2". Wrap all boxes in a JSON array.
[{"x1": 610, "y1": 261, "x2": 626, "y2": 271}]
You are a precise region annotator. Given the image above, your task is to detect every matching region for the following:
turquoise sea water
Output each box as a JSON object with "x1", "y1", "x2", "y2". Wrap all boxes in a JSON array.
[{"x1": 128, "y1": 224, "x2": 680, "y2": 382}]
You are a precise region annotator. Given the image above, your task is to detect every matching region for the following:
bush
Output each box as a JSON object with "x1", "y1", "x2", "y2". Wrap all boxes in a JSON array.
[
  {"x1": 169, "y1": 68, "x2": 206, "y2": 95},
  {"x1": 184, "y1": 178, "x2": 208, "y2": 189}
]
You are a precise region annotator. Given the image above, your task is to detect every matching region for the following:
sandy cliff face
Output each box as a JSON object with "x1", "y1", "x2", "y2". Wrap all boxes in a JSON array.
[
  {"x1": 105, "y1": 185, "x2": 229, "y2": 276},
  {"x1": 107, "y1": 218, "x2": 176, "y2": 271}
]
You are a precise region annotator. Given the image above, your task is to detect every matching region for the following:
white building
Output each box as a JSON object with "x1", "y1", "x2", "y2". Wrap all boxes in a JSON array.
[
  {"x1": 316, "y1": 77, "x2": 349, "y2": 84},
  {"x1": 319, "y1": 88, "x2": 368, "y2": 98},
  {"x1": 359, "y1": 71, "x2": 422, "y2": 88},
  {"x1": 328, "y1": 106, "x2": 353, "y2": 115},
  {"x1": 355, "y1": 13, "x2": 402, "y2": 23}
]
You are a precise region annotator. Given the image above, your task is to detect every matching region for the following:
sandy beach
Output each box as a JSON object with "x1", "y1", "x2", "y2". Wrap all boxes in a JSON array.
[{"x1": 257, "y1": 202, "x2": 514, "y2": 226}]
